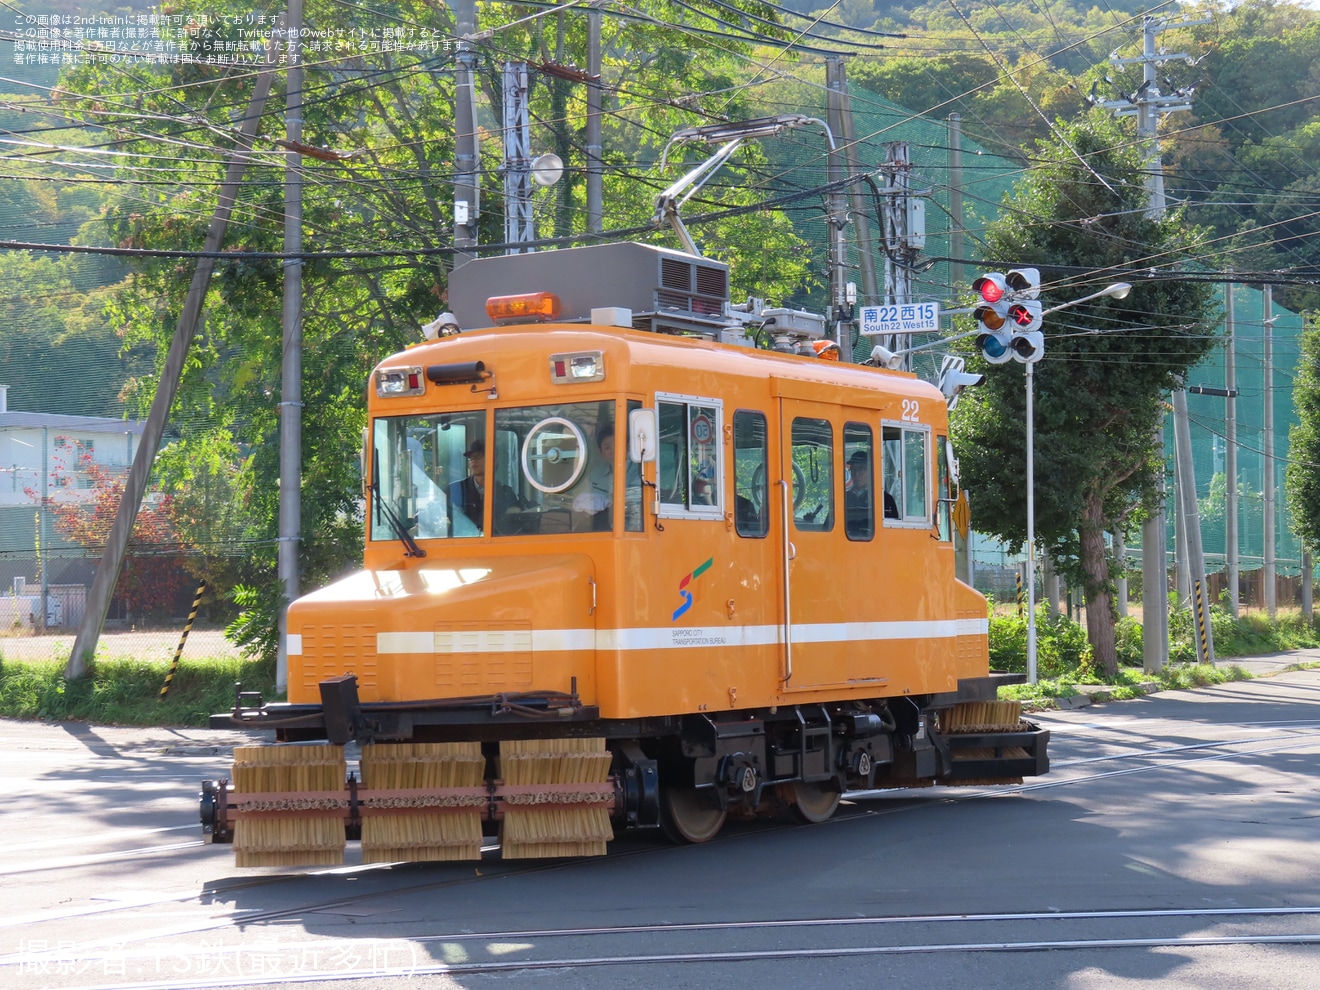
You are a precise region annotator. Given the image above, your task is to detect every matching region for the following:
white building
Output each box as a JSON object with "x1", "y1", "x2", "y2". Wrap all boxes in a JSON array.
[
  {"x1": 0, "y1": 385, "x2": 144, "y2": 507},
  {"x1": 0, "y1": 384, "x2": 145, "y2": 629}
]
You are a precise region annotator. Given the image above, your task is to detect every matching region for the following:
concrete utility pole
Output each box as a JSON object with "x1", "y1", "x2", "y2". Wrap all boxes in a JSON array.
[
  {"x1": 1142, "y1": 417, "x2": 1169, "y2": 674},
  {"x1": 1099, "y1": 13, "x2": 1208, "y2": 671},
  {"x1": 67, "y1": 29, "x2": 283, "y2": 677},
  {"x1": 1173, "y1": 387, "x2": 1214, "y2": 662},
  {"x1": 1264, "y1": 285, "x2": 1277, "y2": 617},
  {"x1": 585, "y1": 10, "x2": 603, "y2": 235},
  {"x1": 880, "y1": 142, "x2": 920, "y2": 368},
  {"x1": 829, "y1": 60, "x2": 879, "y2": 313},
  {"x1": 1304, "y1": 551, "x2": 1314, "y2": 621},
  {"x1": 1114, "y1": 532, "x2": 1128, "y2": 617},
  {"x1": 947, "y1": 114, "x2": 964, "y2": 298},
  {"x1": 453, "y1": 0, "x2": 479, "y2": 267},
  {"x1": 1225, "y1": 280, "x2": 1239, "y2": 616},
  {"x1": 276, "y1": 0, "x2": 305, "y2": 694},
  {"x1": 823, "y1": 59, "x2": 851, "y2": 356}
]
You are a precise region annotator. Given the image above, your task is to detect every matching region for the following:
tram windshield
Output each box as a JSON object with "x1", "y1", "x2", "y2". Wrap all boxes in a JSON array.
[
  {"x1": 370, "y1": 401, "x2": 638, "y2": 541},
  {"x1": 371, "y1": 411, "x2": 485, "y2": 542}
]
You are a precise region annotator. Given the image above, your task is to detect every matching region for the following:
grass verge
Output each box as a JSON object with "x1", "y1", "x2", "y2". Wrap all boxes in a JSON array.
[
  {"x1": 0, "y1": 656, "x2": 276, "y2": 728},
  {"x1": 999, "y1": 662, "x2": 1252, "y2": 708}
]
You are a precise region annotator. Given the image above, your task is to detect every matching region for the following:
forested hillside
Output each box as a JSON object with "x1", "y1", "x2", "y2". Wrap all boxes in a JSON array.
[
  {"x1": 790, "y1": 0, "x2": 1320, "y2": 309},
  {"x1": 0, "y1": 0, "x2": 1315, "y2": 653}
]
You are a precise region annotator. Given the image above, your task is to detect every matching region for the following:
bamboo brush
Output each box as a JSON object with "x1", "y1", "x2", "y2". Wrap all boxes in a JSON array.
[
  {"x1": 499, "y1": 738, "x2": 614, "y2": 859},
  {"x1": 231, "y1": 744, "x2": 346, "y2": 868},
  {"x1": 359, "y1": 742, "x2": 486, "y2": 863}
]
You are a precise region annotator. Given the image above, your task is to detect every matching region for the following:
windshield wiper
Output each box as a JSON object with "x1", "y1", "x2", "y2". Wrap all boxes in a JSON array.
[{"x1": 370, "y1": 456, "x2": 426, "y2": 558}]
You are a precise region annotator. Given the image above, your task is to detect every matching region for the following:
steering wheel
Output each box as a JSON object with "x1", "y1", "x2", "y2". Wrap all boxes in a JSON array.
[
  {"x1": 521, "y1": 417, "x2": 588, "y2": 494},
  {"x1": 751, "y1": 462, "x2": 806, "y2": 511}
]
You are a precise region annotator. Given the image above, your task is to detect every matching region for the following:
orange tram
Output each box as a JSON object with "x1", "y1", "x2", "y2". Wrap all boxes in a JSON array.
[{"x1": 201, "y1": 242, "x2": 1049, "y2": 866}]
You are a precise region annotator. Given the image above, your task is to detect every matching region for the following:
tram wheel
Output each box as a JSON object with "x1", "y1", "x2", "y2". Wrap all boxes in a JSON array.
[
  {"x1": 659, "y1": 785, "x2": 727, "y2": 844},
  {"x1": 788, "y1": 780, "x2": 841, "y2": 824}
]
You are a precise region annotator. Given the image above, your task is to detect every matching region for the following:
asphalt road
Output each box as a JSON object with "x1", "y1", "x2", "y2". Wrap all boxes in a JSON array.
[{"x1": 1, "y1": 660, "x2": 1319, "y2": 990}]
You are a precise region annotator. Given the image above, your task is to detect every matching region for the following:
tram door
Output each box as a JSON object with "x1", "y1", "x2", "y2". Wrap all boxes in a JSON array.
[{"x1": 777, "y1": 394, "x2": 848, "y2": 690}]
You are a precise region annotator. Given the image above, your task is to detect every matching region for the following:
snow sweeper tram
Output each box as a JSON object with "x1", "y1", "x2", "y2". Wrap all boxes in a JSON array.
[{"x1": 200, "y1": 240, "x2": 1049, "y2": 866}]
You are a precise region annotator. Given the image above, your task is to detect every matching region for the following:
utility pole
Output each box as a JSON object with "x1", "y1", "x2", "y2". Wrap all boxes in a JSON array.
[
  {"x1": 947, "y1": 114, "x2": 964, "y2": 299},
  {"x1": 1264, "y1": 285, "x2": 1277, "y2": 617},
  {"x1": 1114, "y1": 532, "x2": 1128, "y2": 617},
  {"x1": 823, "y1": 59, "x2": 851, "y2": 356},
  {"x1": 67, "y1": 29, "x2": 283, "y2": 677},
  {"x1": 1225, "y1": 279, "x2": 1239, "y2": 616},
  {"x1": 276, "y1": 0, "x2": 304, "y2": 694},
  {"x1": 1305, "y1": 551, "x2": 1314, "y2": 621},
  {"x1": 453, "y1": 0, "x2": 479, "y2": 267},
  {"x1": 1099, "y1": 13, "x2": 1208, "y2": 671},
  {"x1": 1142, "y1": 418, "x2": 1168, "y2": 674},
  {"x1": 501, "y1": 62, "x2": 533, "y2": 253},
  {"x1": 880, "y1": 142, "x2": 920, "y2": 367},
  {"x1": 585, "y1": 10, "x2": 603, "y2": 235},
  {"x1": 1173, "y1": 387, "x2": 1214, "y2": 662},
  {"x1": 829, "y1": 60, "x2": 879, "y2": 316}
]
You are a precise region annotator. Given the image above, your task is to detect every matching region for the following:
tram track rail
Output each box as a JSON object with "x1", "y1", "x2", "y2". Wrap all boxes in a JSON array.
[
  {"x1": 5, "y1": 722, "x2": 1319, "y2": 937},
  {"x1": 5, "y1": 714, "x2": 1319, "y2": 990},
  {"x1": 16, "y1": 904, "x2": 1320, "y2": 990}
]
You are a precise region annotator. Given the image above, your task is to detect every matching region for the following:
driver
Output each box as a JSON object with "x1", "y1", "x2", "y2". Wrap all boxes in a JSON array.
[{"x1": 448, "y1": 440, "x2": 524, "y2": 534}]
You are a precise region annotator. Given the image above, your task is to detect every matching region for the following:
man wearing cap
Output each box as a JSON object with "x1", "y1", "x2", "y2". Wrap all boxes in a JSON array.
[
  {"x1": 845, "y1": 450, "x2": 875, "y2": 539},
  {"x1": 447, "y1": 439, "x2": 523, "y2": 535}
]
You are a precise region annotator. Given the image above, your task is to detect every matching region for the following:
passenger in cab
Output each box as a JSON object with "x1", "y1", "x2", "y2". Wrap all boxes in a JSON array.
[
  {"x1": 845, "y1": 450, "x2": 875, "y2": 538},
  {"x1": 574, "y1": 424, "x2": 616, "y2": 531}
]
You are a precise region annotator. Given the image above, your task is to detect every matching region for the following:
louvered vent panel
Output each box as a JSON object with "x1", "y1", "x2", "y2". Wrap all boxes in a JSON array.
[
  {"x1": 695, "y1": 265, "x2": 727, "y2": 298},
  {"x1": 300, "y1": 624, "x2": 378, "y2": 692},
  {"x1": 660, "y1": 257, "x2": 692, "y2": 291},
  {"x1": 434, "y1": 621, "x2": 533, "y2": 693}
]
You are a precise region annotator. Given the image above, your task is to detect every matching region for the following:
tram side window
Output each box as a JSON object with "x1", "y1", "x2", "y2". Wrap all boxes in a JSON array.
[
  {"x1": 881, "y1": 424, "x2": 930, "y2": 525},
  {"x1": 843, "y1": 422, "x2": 874, "y2": 541},
  {"x1": 792, "y1": 418, "x2": 833, "y2": 532},
  {"x1": 733, "y1": 410, "x2": 768, "y2": 538},
  {"x1": 657, "y1": 396, "x2": 723, "y2": 517},
  {"x1": 625, "y1": 399, "x2": 644, "y2": 532},
  {"x1": 936, "y1": 435, "x2": 953, "y2": 542}
]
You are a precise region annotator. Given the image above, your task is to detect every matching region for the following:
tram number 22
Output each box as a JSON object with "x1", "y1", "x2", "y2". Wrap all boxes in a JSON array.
[{"x1": 901, "y1": 400, "x2": 921, "y2": 423}]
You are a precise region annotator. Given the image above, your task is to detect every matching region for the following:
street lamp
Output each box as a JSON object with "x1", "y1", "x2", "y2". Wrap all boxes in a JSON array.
[{"x1": 1023, "y1": 280, "x2": 1131, "y2": 684}]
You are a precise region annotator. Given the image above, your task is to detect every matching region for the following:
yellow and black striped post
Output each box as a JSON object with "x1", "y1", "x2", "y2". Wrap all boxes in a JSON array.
[
  {"x1": 1192, "y1": 578, "x2": 1213, "y2": 664},
  {"x1": 1015, "y1": 569, "x2": 1024, "y2": 618},
  {"x1": 160, "y1": 582, "x2": 207, "y2": 701}
]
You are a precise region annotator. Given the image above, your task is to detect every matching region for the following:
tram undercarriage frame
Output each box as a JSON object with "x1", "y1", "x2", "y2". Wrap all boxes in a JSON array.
[{"x1": 201, "y1": 673, "x2": 1048, "y2": 861}]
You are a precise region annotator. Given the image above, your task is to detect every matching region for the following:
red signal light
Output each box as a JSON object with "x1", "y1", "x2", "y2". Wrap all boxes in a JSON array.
[{"x1": 972, "y1": 272, "x2": 1008, "y2": 304}]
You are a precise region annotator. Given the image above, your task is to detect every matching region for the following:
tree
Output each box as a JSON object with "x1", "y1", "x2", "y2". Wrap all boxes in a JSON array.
[
  {"x1": 1286, "y1": 315, "x2": 1320, "y2": 553},
  {"x1": 28, "y1": 448, "x2": 189, "y2": 624},
  {"x1": 952, "y1": 113, "x2": 1219, "y2": 676},
  {"x1": 47, "y1": 0, "x2": 816, "y2": 662}
]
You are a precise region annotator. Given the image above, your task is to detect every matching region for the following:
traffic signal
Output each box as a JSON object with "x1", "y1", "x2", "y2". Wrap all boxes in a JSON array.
[
  {"x1": 938, "y1": 355, "x2": 985, "y2": 409},
  {"x1": 1005, "y1": 267, "x2": 1040, "y2": 299},
  {"x1": 972, "y1": 272, "x2": 1013, "y2": 364},
  {"x1": 1007, "y1": 299, "x2": 1044, "y2": 363}
]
